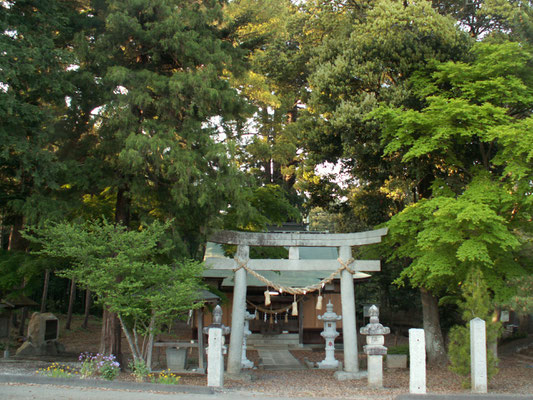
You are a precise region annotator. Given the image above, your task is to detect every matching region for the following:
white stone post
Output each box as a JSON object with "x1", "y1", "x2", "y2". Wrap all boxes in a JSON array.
[
  {"x1": 227, "y1": 245, "x2": 249, "y2": 375},
  {"x1": 241, "y1": 310, "x2": 255, "y2": 369},
  {"x1": 360, "y1": 305, "x2": 390, "y2": 389},
  {"x1": 317, "y1": 301, "x2": 342, "y2": 369},
  {"x1": 471, "y1": 317, "x2": 488, "y2": 394},
  {"x1": 204, "y1": 305, "x2": 230, "y2": 387},
  {"x1": 409, "y1": 328, "x2": 426, "y2": 394},
  {"x1": 338, "y1": 245, "x2": 358, "y2": 374}
]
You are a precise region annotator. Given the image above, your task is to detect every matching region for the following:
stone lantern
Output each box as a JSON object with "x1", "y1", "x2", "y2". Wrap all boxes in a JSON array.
[
  {"x1": 241, "y1": 310, "x2": 255, "y2": 369},
  {"x1": 360, "y1": 305, "x2": 390, "y2": 389},
  {"x1": 203, "y1": 305, "x2": 230, "y2": 387},
  {"x1": 317, "y1": 301, "x2": 342, "y2": 369}
]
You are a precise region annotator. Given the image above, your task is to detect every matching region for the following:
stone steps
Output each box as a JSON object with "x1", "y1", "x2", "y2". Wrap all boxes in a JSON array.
[
  {"x1": 257, "y1": 348, "x2": 306, "y2": 370},
  {"x1": 247, "y1": 333, "x2": 299, "y2": 348}
]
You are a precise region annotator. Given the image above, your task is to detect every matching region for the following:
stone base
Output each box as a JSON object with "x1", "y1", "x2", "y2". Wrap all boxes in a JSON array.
[
  {"x1": 334, "y1": 370, "x2": 367, "y2": 381},
  {"x1": 225, "y1": 372, "x2": 254, "y2": 382},
  {"x1": 241, "y1": 359, "x2": 254, "y2": 369},
  {"x1": 317, "y1": 359, "x2": 340, "y2": 369},
  {"x1": 16, "y1": 340, "x2": 65, "y2": 357}
]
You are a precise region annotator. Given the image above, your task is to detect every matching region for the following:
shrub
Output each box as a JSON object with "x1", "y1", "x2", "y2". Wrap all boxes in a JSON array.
[
  {"x1": 387, "y1": 344, "x2": 409, "y2": 355},
  {"x1": 79, "y1": 352, "x2": 120, "y2": 381},
  {"x1": 129, "y1": 359, "x2": 150, "y2": 382}
]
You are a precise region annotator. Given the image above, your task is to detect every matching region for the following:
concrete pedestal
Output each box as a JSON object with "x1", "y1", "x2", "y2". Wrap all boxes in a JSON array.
[
  {"x1": 368, "y1": 355, "x2": 383, "y2": 388},
  {"x1": 207, "y1": 328, "x2": 224, "y2": 387},
  {"x1": 204, "y1": 305, "x2": 230, "y2": 388}
]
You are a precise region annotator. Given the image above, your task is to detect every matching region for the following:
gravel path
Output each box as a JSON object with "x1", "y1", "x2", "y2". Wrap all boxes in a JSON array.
[{"x1": 1, "y1": 349, "x2": 531, "y2": 399}]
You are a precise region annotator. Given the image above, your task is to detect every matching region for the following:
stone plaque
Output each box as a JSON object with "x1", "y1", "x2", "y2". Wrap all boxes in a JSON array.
[
  {"x1": 500, "y1": 310, "x2": 509, "y2": 323},
  {"x1": 45, "y1": 319, "x2": 58, "y2": 341}
]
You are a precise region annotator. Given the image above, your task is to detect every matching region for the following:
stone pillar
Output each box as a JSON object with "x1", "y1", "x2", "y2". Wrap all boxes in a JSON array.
[
  {"x1": 338, "y1": 246, "x2": 359, "y2": 375},
  {"x1": 203, "y1": 305, "x2": 230, "y2": 387},
  {"x1": 241, "y1": 310, "x2": 255, "y2": 369},
  {"x1": 227, "y1": 245, "x2": 248, "y2": 375},
  {"x1": 409, "y1": 328, "x2": 426, "y2": 394},
  {"x1": 317, "y1": 301, "x2": 342, "y2": 369},
  {"x1": 360, "y1": 305, "x2": 390, "y2": 389},
  {"x1": 471, "y1": 317, "x2": 488, "y2": 394}
]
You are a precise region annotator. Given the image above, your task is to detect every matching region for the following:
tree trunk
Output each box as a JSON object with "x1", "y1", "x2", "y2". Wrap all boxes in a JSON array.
[
  {"x1": 8, "y1": 214, "x2": 27, "y2": 251},
  {"x1": 40, "y1": 269, "x2": 50, "y2": 313},
  {"x1": 100, "y1": 308, "x2": 122, "y2": 365},
  {"x1": 18, "y1": 307, "x2": 28, "y2": 337},
  {"x1": 518, "y1": 313, "x2": 529, "y2": 335},
  {"x1": 11, "y1": 312, "x2": 18, "y2": 329},
  {"x1": 118, "y1": 315, "x2": 141, "y2": 362},
  {"x1": 420, "y1": 287, "x2": 447, "y2": 365},
  {"x1": 0, "y1": 213, "x2": 5, "y2": 250},
  {"x1": 115, "y1": 185, "x2": 131, "y2": 227},
  {"x1": 18, "y1": 278, "x2": 28, "y2": 336},
  {"x1": 98, "y1": 185, "x2": 131, "y2": 363},
  {"x1": 82, "y1": 289, "x2": 91, "y2": 329},
  {"x1": 490, "y1": 308, "x2": 500, "y2": 359},
  {"x1": 145, "y1": 311, "x2": 156, "y2": 371},
  {"x1": 65, "y1": 279, "x2": 76, "y2": 330},
  {"x1": 197, "y1": 307, "x2": 205, "y2": 372}
]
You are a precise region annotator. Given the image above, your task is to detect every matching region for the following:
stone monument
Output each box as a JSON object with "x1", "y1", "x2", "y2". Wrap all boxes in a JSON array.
[
  {"x1": 409, "y1": 328, "x2": 426, "y2": 394},
  {"x1": 470, "y1": 317, "x2": 488, "y2": 394},
  {"x1": 360, "y1": 305, "x2": 390, "y2": 389},
  {"x1": 317, "y1": 301, "x2": 342, "y2": 369},
  {"x1": 203, "y1": 305, "x2": 230, "y2": 387},
  {"x1": 16, "y1": 312, "x2": 64, "y2": 356},
  {"x1": 241, "y1": 310, "x2": 255, "y2": 369}
]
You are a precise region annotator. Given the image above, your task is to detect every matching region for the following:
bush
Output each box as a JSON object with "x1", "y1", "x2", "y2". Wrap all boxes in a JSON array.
[
  {"x1": 79, "y1": 352, "x2": 120, "y2": 381},
  {"x1": 387, "y1": 344, "x2": 409, "y2": 355},
  {"x1": 129, "y1": 359, "x2": 150, "y2": 382}
]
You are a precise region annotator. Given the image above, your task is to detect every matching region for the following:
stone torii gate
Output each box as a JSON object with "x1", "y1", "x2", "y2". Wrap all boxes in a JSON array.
[{"x1": 206, "y1": 228, "x2": 388, "y2": 378}]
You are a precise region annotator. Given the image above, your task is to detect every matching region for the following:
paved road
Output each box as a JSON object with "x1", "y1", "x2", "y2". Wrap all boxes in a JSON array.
[
  {"x1": 2, "y1": 383, "x2": 533, "y2": 400},
  {"x1": 397, "y1": 396, "x2": 533, "y2": 400},
  {"x1": 0, "y1": 383, "x2": 395, "y2": 400}
]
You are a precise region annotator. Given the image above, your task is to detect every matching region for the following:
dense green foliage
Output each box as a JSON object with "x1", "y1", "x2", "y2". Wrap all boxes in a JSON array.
[
  {"x1": 0, "y1": 0, "x2": 82, "y2": 231},
  {"x1": 375, "y1": 41, "x2": 532, "y2": 300}
]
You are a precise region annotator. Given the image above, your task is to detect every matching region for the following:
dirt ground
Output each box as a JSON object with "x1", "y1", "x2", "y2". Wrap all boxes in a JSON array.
[{"x1": 1, "y1": 314, "x2": 532, "y2": 399}]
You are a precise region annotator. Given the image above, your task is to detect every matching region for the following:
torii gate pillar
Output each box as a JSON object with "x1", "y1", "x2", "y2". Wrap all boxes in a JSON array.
[
  {"x1": 227, "y1": 245, "x2": 248, "y2": 375},
  {"x1": 339, "y1": 246, "x2": 359, "y2": 374}
]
